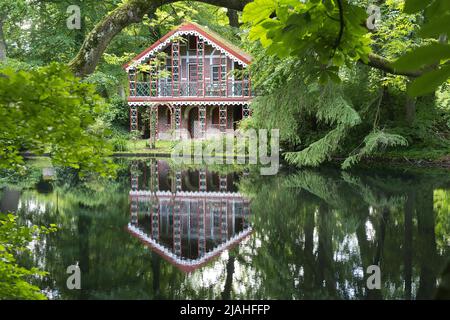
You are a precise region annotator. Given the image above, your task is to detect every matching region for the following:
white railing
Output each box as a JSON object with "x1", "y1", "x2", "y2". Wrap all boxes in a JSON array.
[{"x1": 129, "y1": 80, "x2": 252, "y2": 98}]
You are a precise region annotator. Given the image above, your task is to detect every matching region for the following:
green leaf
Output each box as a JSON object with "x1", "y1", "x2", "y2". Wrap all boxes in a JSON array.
[
  {"x1": 327, "y1": 71, "x2": 342, "y2": 84},
  {"x1": 242, "y1": 0, "x2": 276, "y2": 24},
  {"x1": 408, "y1": 64, "x2": 450, "y2": 96},
  {"x1": 419, "y1": 13, "x2": 450, "y2": 38},
  {"x1": 425, "y1": 0, "x2": 450, "y2": 19},
  {"x1": 404, "y1": 0, "x2": 434, "y2": 14},
  {"x1": 392, "y1": 43, "x2": 450, "y2": 72}
]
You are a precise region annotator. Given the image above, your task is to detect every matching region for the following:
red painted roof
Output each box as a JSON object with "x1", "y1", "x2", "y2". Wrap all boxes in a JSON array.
[{"x1": 123, "y1": 22, "x2": 252, "y2": 69}]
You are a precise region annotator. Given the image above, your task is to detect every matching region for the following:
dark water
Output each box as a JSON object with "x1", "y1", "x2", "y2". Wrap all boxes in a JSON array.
[{"x1": 1, "y1": 158, "x2": 450, "y2": 300}]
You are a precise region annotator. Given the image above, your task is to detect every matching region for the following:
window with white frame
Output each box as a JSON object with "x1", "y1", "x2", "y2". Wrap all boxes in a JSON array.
[{"x1": 211, "y1": 65, "x2": 226, "y2": 82}]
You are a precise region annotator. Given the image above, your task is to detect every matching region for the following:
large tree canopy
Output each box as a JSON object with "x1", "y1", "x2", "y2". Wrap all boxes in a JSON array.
[
  {"x1": 68, "y1": 0, "x2": 449, "y2": 88},
  {"x1": 241, "y1": 0, "x2": 450, "y2": 96}
]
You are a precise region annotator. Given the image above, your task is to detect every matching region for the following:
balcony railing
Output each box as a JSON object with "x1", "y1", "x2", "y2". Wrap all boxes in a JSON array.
[{"x1": 129, "y1": 80, "x2": 252, "y2": 98}]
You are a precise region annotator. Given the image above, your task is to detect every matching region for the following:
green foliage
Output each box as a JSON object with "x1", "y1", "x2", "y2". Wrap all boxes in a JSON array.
[
  {"x1": 0, "y1": 213, "x2": 56, "y2": 300},
  {"x1": 245, "y1": 0, "x2": 450, "y2": 167},
  {"x1": 393, "y1": 0, "x2": 450, "y2": 96},
  {"x1": 0, "y1": 63, "x2": 115, "y2": 176},
  {"x1": 242, "y1": 0, "x2": 449, "y2": 96},
  {"x1": 393, "y1": 44, "x2": 450, "y2": 72},
  {"x1": 342, "y1": 130, "x2": 409, "y2": 169},
  {"x1": 84, "y1": 71, "x2": 120, "y2": 98},
  {"x1": 407, "y1": 65, "x2": 450, "y2": 97},
  {"x1": 249, "y1": 57, "x2": 376, "y2": 168},
  {"x1": 437, "y1": 85, "x2": 450, "y2": 128},
  {"x1": 435, "y1": 189, "x2": 450, "y2": 250},
  {"x1": 111, "y1": 137, "x2": 129, "y2": 152},
  {"x1": 2, "y1": 0, "x2": 123, "y2": 64},
  {"x1": 285, "y1": 125, "x2": 349, "y2": 167},
  {"x1": 0, "y1": 58, "x2": 33, "y2": 71},
  {"x1": 243, "y1": 0, "x2": 372, "y2": 81},
  {"x1": 101, "y1": 96, "x2": 130, "y2": 133},
  {"x1": 283, "y1": 82, "x2": 362, "y2": 167}
]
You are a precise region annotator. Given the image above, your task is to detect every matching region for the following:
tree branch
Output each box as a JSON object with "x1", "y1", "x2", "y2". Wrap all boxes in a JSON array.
[
  {"x1": 227, "y1": 9, "x2": 240, "y2": 28},
  {"x1": 332, "y1": 0, "x2": 344, "y2": 55},
  {"x1": 364, "y1": 53, "x2": 423, "y2": 78}
]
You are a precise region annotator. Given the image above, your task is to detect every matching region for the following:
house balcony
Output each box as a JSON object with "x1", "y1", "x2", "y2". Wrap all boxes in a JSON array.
[{"x1": 128, "y1": 80, "x2": 253, "y2": 101}]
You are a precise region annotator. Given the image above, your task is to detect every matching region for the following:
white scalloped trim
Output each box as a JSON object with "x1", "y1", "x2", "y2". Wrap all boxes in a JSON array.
[
  {"x1": 127, "y1": 224, "x2": 252, "y2": 267},
  {"x1": 130, "y1": 190, "x2": 246, "y2": 198},
  {"x1": 125, "y1": 30, "x2": 248, "y2": 72},
  {"x1": 128, "y1": 101, "x2": 250, "y2": 107}
]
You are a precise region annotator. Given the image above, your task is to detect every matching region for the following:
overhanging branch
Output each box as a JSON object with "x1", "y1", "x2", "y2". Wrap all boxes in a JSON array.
[{"x1": 364, "y1": 53, "x2": 423, "y2": 78}]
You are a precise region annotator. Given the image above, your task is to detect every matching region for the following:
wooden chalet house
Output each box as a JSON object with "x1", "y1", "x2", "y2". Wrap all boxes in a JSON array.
[{"x1": 123, "y1": 22, "x2": 253, "y2": 143}]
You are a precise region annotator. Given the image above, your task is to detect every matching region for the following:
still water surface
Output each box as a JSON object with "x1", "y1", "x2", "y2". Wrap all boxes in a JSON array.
[{"x1": 1, "y1": 158, "x2": 450, "y2": 299}]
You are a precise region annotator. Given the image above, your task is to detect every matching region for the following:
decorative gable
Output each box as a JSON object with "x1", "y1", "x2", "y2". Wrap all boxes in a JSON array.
[{"x1": 124, "y1": 22, "x2": 252, "y2": 72}]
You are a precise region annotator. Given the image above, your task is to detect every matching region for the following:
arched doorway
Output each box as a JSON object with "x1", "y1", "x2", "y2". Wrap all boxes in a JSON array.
[
  {"x1": 188, "y1": 107, "x2": 199, "y2": 138},
  {"x1": 157, "y1": 105, "x2": 173, "y2": 139}
]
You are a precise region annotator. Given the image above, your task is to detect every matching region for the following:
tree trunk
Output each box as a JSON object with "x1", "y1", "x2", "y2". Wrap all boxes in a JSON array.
[
  {"x1": 227, "y1": 9, "x2": 240, "y2": 28},
  {"x1": 316, "y1": 203, "x2": 336, "y2": 297},
  {"x1": 77, "y1": 209, "x2": 91, "y2": 299},
  {"x1": 303, "y1": 209, "x2": 315, "y2": 294},
  {"x1": 416, "y1": 187, "x2": 437, "y2": 299},
  {"x1": 404, "y1": 191, "x2": 414, "y2": 300},
  {"x1": 381, "y1": 85, "x2": 395, "y2": 121},
  {"x1": 68, "y1": 0, "x2": 250, "y2": 77},
  {"x1": 405, "y1": 94, "x2": 416, "y2": 125},
  {"x1": 0, "y1": 18, "x2": 7, "y2": 61},
  {"x1": 221, "y1": 254, "x2": 235, "y2": 300},
  {"x1": 152, "y1": 253, "x2": 161, "y2": 298}
]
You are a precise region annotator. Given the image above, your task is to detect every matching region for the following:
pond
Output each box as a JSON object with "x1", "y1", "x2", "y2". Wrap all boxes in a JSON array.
[{"x1": 1, "y1": 158, "x2": 450, "y2": 300}]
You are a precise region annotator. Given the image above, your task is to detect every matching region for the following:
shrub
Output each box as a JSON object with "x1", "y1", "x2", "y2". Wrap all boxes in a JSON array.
[{"x1": 0, "y1": 213, "x2": 57, "y2": 300}]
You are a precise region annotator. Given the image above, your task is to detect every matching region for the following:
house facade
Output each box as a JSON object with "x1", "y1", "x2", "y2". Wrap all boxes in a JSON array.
[{"x1": 124, "y1": 22, "x2": 253, "y2": 145}]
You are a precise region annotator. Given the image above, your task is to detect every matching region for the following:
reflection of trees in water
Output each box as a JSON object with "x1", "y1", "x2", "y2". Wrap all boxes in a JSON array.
[
  {"x1": 5, "y1": 161, "x2": 450, "y2": 299},
  {"x1": 240, "y1": 168, "x2": 450, "y2": 299},
  {"x1": 10, "y1": 164, "x2": 241, "y2": 299}
]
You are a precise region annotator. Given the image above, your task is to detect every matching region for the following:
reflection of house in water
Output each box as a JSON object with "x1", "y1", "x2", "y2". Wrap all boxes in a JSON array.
[{"x1": 127, "y1": 160, "x2": 251, "y2": 272}]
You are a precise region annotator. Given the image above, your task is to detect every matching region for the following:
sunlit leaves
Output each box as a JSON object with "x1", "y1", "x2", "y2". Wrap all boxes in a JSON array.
[
  {"x1": 242, "y1": 0, "x2": 276, "y2": 25},
  {"x1": 0, "y1": 63, "x2": 116, "y2": 176}
]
